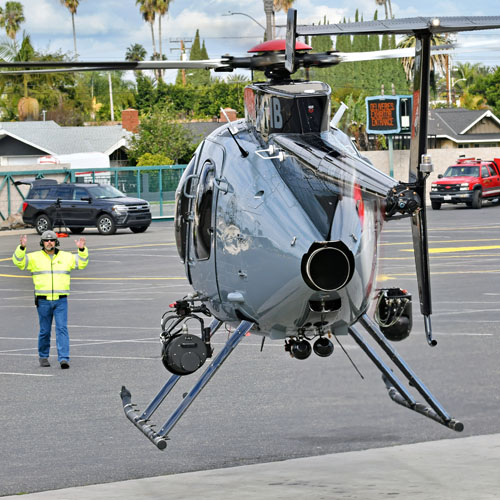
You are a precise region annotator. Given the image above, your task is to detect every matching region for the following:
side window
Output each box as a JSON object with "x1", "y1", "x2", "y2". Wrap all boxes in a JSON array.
[
  {"x1": 174, "y1": 157, "x2": 196, "y2": 263},
  {"x1": 193, "y1": 161, "x2": 215, "y2": 261},
  {"x1": 74, "y1": 188, "x2": 89, "y2": 200},
  {"x1": 487, "y1": 165, "x2": 497, "y2": 177},
  {"x1": 29, "y1": 187, "x2": 52, "y2": 199},
  {"x1": 56, "y1": 186, "x2": 74, "y2": 200},
  {"x1": 481, "y1": 166, "x2": 489, "y2": 178}
]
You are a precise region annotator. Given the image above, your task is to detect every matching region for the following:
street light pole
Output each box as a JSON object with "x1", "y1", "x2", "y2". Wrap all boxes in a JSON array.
[{"x1": 222, "y1": 11, "x2": 266, "y2": 32}]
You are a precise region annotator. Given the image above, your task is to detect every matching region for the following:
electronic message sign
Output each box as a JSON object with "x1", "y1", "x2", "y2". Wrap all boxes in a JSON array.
[{"x1": 365, "y1": 95, "x2": 412, "y2": 135}]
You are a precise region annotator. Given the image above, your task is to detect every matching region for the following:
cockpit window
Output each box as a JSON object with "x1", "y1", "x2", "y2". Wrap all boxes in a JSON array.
[
  {"x1": 322, "y1": 128, "x2": 362, "y2": 158},
  {"x1": 194, "y1": 161, "x2": 215, "y2": 261},
  {"x1": 174, "y1": 156, "x2": 196, "y2": 263}
]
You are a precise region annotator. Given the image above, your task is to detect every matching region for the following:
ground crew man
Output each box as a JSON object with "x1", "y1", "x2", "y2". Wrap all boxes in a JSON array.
[{"x1": 12, "y1": 230, "x2": 89, "y2": 369}]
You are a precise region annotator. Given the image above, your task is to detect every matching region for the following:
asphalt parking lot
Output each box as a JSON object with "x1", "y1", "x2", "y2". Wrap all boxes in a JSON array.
[{"x1": 1, "y1": 206, "x2": 500, "y2": 497}]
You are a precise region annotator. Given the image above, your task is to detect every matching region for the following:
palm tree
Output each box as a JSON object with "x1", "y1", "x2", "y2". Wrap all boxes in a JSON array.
[
  {"x1": 397, "y1": 33, "x2": 449, "y2": 81},
  {"x1": 0, "y1": 33, "x2": 39, "y2": 120},
  {"x1": 375, "y1": 0, "x2": 392, "y2": 19},
  {"x1": 126, "y1": 43, "x2": 147, "y2": 78},
  {"x1": 273, "y1": 0, "x2": 295, "y2": 39},
  {"x1": 155, "y1": 0, "x2": 171, "y2": 62},
  {"x1": 60, "y1": 0, "x2": 80, "y2": 57},
  {"x1": 136, "y1": 0, "x2": 157, "y2": 59},
  {"x1": 0, "y1": 1, "x2": 25, "y2": 41},
  {"x1": 125, "y1": 43, "x2": 147, "y2": 62}
]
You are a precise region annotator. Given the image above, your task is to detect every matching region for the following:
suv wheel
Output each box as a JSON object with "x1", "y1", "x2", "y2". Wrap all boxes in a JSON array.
[
  {"x1": 472, "y1": 190, "x2": 482, "y2": 209},
  {"x1": 431, "y1": 201, "x2": 441, "y2": 210},
  {"x1": 130, "y1": 225, "x2": 149, "y2": 234},
  {"x1": 35, "y1": 214, "x2": 52, "y2": 235},
  {"x1": 68, "y1": 227, "x2": 85, "y2": 234},
  {"x1": 97, "y1": 214, "x2": 117, "y2": 235}
]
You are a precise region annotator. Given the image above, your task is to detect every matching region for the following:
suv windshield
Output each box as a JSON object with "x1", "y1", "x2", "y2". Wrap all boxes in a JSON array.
[
  {"x1": 86, "y1": 185, "x2": 126, "y2": 199},
  {"x1": 443, "y1": 166, "x2": 480, "y2": 177}
]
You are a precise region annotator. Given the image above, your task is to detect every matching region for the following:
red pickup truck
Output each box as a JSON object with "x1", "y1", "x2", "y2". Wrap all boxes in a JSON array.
[{"x1": 430, "y1": 157, "x2": 500, "y2": 209}]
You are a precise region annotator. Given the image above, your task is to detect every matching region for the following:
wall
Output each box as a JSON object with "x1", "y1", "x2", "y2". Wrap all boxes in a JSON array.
[{"x1": 363, "y1": 146, "x2": 500, "y2": 204}]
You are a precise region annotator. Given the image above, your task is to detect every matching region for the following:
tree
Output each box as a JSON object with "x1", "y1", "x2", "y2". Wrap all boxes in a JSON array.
[
  {"x1": 375, "y1": 0, "x2": 392, "y2": 19},
  {"x1": 60, "y1": 0, "x2": 81, "y2": 57},
  {"x1": 155, "y1": 0, "x2": 171, "y2": 62},
  {"x1": 397, "y1": 33, "x2": 449, "y2": 81},
  {"x1": 0, "y1": 33, "x2": 78, "y2": 121},
  {"x1": 0, "y1": 1, "x2": 25, "y2": 41},
  {"x1": 470, "y1": 67, "x2": 500, "y2": 116},
  {"x1": 176, "y1": 30, "x2": 210, "y2": 86},
  {"x1": 136, "y1": 152, "x2": 173, "y2": 166},
  {"x1": 128, "y1": 105, "x2": 196, "y2": 164},
  {"x1": 136, "y1": 0, "x2": 157, "y2": 59},
  {"x1": 125, "y1": 43, "x2": 147, "y2": 61}
]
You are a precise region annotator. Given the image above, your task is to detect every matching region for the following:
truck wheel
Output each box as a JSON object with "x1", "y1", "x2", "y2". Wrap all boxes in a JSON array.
[
  {"x1": 97, "y1": 214, "x2": 117, "y2": 235},
  {"x1": 35, "y1": 214, "x2": 52, "y2": 235},
  {"x1": 431, "y1": 201, "x2": 441, "y2": 210},
  {"x1": 472, "y1": 190, "x2": 482, "y2": 209}
]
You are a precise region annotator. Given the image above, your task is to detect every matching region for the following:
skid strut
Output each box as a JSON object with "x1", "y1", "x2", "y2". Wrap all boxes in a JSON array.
[
  {"x1": 121, "y1": 320, "x2": 253, "y2": 450},
  {"x1": 348, "y1": 314, "x2": 463, "y2": 432}
]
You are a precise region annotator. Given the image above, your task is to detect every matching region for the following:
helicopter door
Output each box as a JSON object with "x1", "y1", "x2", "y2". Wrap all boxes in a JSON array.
[{"x1": 187, "y1": 141, "x2": 225, "y2": 304}]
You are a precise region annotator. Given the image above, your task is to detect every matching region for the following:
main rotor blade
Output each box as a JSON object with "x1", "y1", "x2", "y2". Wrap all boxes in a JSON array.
[
  {"x1": 297, "y1": 16, "x2": 500, "y2": 36},
  {"x1": 0, "y1": 59, "x2": 226, "y2": 72},
  {"x1": 408, "y1": 34, "x2": 435, "y2": 346},
  {"x1": 339, "y1": 45, "x2": 454, "y2": 63}
]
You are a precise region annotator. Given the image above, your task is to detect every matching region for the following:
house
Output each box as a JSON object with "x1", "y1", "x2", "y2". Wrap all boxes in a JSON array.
[
  {"x1": 0, "y1": 109, "x2": 138, "y2": 168},
  {"x1": 428, "y1": 108, "x2": 500, "y2": 149}
]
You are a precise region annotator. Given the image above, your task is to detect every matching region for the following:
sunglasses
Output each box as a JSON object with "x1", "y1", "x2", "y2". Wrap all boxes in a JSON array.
[{"x1": 43, "y1": 239, "x2": 56, "y2": 242}]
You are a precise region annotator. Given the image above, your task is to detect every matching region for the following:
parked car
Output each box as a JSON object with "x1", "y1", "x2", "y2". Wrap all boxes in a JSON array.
[
  {"x1": 20, "y1": 179, "x2": 152, "y2": 235},
  {"x1": 430, "y1": 157, "x2": 500, "y2": 209}
]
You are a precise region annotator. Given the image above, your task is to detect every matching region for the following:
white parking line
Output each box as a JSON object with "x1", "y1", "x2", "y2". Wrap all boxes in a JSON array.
[{"x1": 0, "y1": 372, "x2": 54, "y2": 377}]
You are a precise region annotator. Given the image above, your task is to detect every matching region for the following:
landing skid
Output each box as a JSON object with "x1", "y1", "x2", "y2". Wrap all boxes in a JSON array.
[
  {"x1": 349, "y1": 314, "x2": 463, "y2": 432},
  {"x1": 121, "y1": 319, "x2": 254, "y2": 450}
]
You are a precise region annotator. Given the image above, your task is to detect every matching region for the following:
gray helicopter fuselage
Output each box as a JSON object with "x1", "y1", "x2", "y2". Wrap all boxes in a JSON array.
[{"x1": 175, "y1": 117, "x2": 397, "y2": 339}]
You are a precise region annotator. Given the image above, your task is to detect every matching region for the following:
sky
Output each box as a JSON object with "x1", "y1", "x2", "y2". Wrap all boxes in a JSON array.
[{"x1": 6, "y1": 0, "x2": 500, "y2": 83}]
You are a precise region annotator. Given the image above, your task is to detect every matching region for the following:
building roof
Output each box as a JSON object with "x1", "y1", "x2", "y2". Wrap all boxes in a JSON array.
[
  {"x1": 0, "y1": 121, "x2": 131, "y2": 156},
  {"x1": 180, "y1": 122, "x2": 224, "y2": 144},
  {"x1": 428, "y1": 108, "x2": 500, "y2": 143}
]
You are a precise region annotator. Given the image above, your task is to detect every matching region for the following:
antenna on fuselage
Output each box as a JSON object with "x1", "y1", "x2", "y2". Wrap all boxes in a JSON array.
[
  {"x1": 220, "y1": 107, "x2": 248, "y2": 158},
  {"x1": 330, "y1": 102, "x2": 348, "y2": 128}
]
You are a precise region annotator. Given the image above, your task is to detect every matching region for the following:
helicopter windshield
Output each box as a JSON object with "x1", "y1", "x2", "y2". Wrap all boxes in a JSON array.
[{"x1": 322, "y1": 128, "x2": 363, "y2": 159}]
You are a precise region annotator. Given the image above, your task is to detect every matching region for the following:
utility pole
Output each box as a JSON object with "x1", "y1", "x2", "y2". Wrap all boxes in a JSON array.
[
  {"x1": 170, "y1": 38, "x2": 193, "y2": 86},
  {"x1": 108, "y1": 72, "x2": 114, "y2": 121},
  {"x1": 446, "y1": 54, "x2": 452, "y2": 107}
]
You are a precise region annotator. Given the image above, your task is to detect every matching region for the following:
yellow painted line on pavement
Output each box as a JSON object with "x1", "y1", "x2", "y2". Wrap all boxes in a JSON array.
[
  {"x1": 92, "y1": 242, "x2": 176, "y2": 251},
  {"x1": 377, "y1": 274, "x2": 394, "y2": 282},
  {"x1": 382, "y1": 238, "x2": 500, "y2": 247},
  {"x1": 400, "y1": 245, "x2": 500, "y2": 254},
  {"x1": 383, "y1": 224, "x2": 500, "y2": 233},
  {"x1": 0, "y1": 273, "x2": 186, "y2": 280},
  {"x1": 381, "y1": 253, "x2": 500, "y2": 260},
  {"x1": 0, "y1": 243, "x2": 176, "y2": 261},
  {"x1": 381, "y1": 268, "x2": 500, "y2": 279}
]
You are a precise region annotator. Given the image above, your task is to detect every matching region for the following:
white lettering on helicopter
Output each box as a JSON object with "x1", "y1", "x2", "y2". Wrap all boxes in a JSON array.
[{"x1": 271, "y1": 97, "x2": 283, "y2": 129}]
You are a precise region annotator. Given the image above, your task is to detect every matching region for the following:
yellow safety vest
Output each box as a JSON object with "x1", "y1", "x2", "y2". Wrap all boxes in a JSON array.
[{"x1": 12, "y1": 246, "x2": 89, "y2": 300}]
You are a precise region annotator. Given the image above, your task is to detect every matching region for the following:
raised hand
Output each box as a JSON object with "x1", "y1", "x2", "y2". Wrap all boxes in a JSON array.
[
  {"x1": 20, "y1": 234, "x2": 27, "y2": 248},
  {"x1": 75, "y1": 237, "x2": 86, "y2": 250}
]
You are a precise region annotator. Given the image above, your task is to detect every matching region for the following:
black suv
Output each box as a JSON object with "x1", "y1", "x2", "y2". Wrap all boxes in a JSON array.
[{"x1": 21, "y1": 180, "x2": 152, "y2": 235}]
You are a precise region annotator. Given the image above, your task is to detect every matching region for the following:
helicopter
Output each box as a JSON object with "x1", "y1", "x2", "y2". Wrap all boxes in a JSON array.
[{"x1": 2, "y1": 10, "x2": 500, "y2": 451}]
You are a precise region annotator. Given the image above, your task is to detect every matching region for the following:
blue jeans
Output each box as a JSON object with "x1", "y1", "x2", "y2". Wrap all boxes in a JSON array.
[{"x1": 37, "y1": 297, "x2": 69, "y2": 362}]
